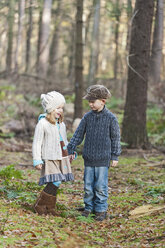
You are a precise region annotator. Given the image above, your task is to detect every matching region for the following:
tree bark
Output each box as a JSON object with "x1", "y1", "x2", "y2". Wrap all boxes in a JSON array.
[
  {"x1": 88, "y1": 0, "x2": 100, "y2": 85},
  {"x1": 126, "y1": 0, "x2": 132, "y2": 52},
  {"x1": 6, "y1": 0, "x2": 15, "y2": 74},
  {"x1": 25, "y1": 0, "x2": 33, "y2": 72},
  {"x1": 122, "y1": 0, "x2": 154, "y2": 148},
  {"x1": 74, "y1": 0, "x2": 83, "y2": 119},
  {"x1": 149, "y1": 0, "x2": 164, "y2": 84},
  {"x1": 113, "y1": 0, "x2": 121, "y2": 79},
  {"x1": 37, "y1": 0, "x2": 52, "y2": 78},
  {"x1": 14, "y1": 0, "x2": 25, "y2": 73},
  {"x1": 47, "y1": 0, "x2": 62, "y2": 81},
  {"x1": 67, "y1": 23, "x2": 75, "y2": 85},
  {"x1": 36, "y1": 0, "x2": 43, "y2": 73}
]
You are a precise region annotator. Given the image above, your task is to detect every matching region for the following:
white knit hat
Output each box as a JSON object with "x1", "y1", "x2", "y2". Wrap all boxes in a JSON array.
[{"x1": 41, "y1": 91, "x2": 65, "y2": 113}]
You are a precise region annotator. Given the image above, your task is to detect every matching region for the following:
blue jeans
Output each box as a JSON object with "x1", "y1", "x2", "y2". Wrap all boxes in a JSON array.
[{"x1": 84, "y1": 166, "x2": 109, "y2": 213}]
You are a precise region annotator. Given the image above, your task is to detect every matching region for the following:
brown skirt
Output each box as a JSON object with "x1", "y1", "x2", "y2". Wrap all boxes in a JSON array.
[{"x1": 39, "y1": 157, "x2": 74, "y2": 186}]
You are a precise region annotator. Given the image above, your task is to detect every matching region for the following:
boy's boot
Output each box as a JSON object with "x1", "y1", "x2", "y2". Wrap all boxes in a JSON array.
[
  {"x1": 33, "y1": 190, "x2": 48, "y2": 215},
  {"x1": 43, "y1": 183, "x2": 58, "y2": 216},
  {"x1": 94, "y1": 211, "x2": 107, "y2": 221},
  {"x1": 82, "y1": 209, "x2": 91, "y2": 217}
]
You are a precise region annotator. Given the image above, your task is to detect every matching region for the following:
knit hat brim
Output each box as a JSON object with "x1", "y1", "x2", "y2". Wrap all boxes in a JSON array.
[{"x1": 41, "y1": 91, "x2": 65, "y2": 113}]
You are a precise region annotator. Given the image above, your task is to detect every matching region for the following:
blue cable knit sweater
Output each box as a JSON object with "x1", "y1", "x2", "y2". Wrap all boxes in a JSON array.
[{"x1": 67, "y1": 106, "x2": 121, "y2": 167}]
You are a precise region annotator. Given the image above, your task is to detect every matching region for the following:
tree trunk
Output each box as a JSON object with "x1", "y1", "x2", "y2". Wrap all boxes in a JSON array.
[
  {"x1": 36, "y1": 0, "x2": 43, "y2": 73},
  {"x1": 6, "y1": 0, "x2": 15, "y2": 74},
  {"x1": 122, "y1": 0, "x2": 154, "y2": 148},
  {"x1": 38, "y1": 0, "x2": 52, "y2": 78},
  {"x1": 149, "y1": 0, "x2": 164, "y2": 84},
  {"x1": 67, "y1": 23, "x2": 75, "y2": 86},
  {"x1": 25, "y1": 0, "x2": 33, "y2": 73},
  {"x1": 14, "y1": 0, "x2": 25, "y2": 73},
  {"x1": 88, "y1": 0, "x2": 100, "y2": 85},
  {"x1": 113, "y1": 0, "x2": 121, "y2": 79},
  {"x1": 47, "y1": 0, "x2": 62, "y2": 81},
  {"x1": 126, "y1": 0, "x2": 132, "y2": 52},
  {"x1": 74, "y1": 0, "x2": 83, "y2": 119}
]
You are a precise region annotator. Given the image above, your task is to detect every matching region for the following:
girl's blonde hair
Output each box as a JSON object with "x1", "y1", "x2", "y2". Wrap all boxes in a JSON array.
[{"x1": 46, "y1": 111, "x2": 64, "y2": 124}]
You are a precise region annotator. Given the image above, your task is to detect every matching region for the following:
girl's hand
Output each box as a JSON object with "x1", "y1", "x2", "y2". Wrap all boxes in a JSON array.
[
  {"x1": 36, "y1": 164, "x2": 42, "y2": 170},
  {"x1": 111, "y1": 160, "x2": 118, "y2": 167}
]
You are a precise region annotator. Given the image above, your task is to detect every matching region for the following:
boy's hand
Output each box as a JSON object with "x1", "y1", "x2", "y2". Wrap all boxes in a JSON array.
[
  {"x1": 36, "y1": 164, "x2": 42, "y2": 170},
  {"x1": 111, "y1": 160, "x2": 118, "y2": 167}
]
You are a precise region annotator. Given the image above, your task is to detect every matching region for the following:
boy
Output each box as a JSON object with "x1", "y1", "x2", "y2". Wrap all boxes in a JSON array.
[{"x1": 67, "y1": 85, "x2": 121, "y2": 221}]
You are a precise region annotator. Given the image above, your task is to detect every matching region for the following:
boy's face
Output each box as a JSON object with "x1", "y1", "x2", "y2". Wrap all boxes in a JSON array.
[{"x1": 88, "y1": 99, "x2": 105, "y2": 112}]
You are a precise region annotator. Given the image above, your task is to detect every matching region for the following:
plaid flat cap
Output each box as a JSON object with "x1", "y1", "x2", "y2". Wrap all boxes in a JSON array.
[{"x1": 83, "y1": 85, "x2": 111, "y2": 100}]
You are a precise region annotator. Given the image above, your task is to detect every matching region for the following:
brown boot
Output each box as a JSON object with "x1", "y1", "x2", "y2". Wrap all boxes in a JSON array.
[
  {"x1": 34, "y1": 190, "x2": 49, "y2": 215},
  {"x1": 46, "y1": 194, "x2": 57, "y2": 216},
  {"x1": 42, "y1": 183, "x2": 58, "y2": 215}
]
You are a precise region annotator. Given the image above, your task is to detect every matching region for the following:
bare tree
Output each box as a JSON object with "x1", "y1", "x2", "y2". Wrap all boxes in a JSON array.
[
  {"x1": 25, "y1": 0, "x2": 33, "y2": 72},
  {"x1": 74, "y1": 0, "x2": 84, "y2": 119},
  {"x1": 88, "y1": 0, "x2": 100, "y2": 85},
  {"x1": 113, "y1": 0, "x2": 121, "y2": 79},
  {"x1": 122, "y1": 0, "x2": 154, "y2": 148},
  {"x1": 126, "y1": 0, "x2": 133, "y2": 52},
  {"x1": 14, "y1": 0, "x2": 25, "y2": 73},
  {"x1": 37, "y1": 0, "x2": 52, "y2": 78},
  {"x1": 149, "y1": 0, "x2": 164, "y2": 84},
  {"x1": 36, "y1": 0, "x2": 43, "y2": 73},
  {"x1": 67, "y1": 23, "x2": 75, "y2": 85},
  {"x1": 48, "y1": 0, "x2": 62, "y2": 81},
  {"x1": 6, "y1": 0, "x2": 15, "y2": 74}
]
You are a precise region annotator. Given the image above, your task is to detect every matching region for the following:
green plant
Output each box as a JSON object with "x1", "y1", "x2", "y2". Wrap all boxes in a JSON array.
[
  {"x1": 0, "y1": 165, "x2": 23, "y2": 180},
  {"x1": 106, "y1": 96, "x2": 124, "y2": 110},
  {"x1": 147, "y1": 104, "x2": 165, "y2": 145},
  {"x1": 145, "y1": 184, "x2": 165, "y2": 198},
  {"x1": 0, "y1": 132, "x2": 15, "y2": 138},
  {"x1": 76, "y1": 215, "x2": 95, "y2": 223},
  {"x1": 127, "y1": 178, "x2": 145, "y2": 186},
  {"x1": 65, "y1": 94, "x2": 75, "y2": 103}
]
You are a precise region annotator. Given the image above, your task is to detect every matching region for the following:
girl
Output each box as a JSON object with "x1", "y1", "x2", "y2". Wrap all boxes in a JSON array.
[{"x1": 32, "y1": 91, "x2": 74, "y2": 215}]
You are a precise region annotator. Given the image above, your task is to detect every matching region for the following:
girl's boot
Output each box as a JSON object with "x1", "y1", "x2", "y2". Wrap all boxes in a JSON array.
[
  {"x1": 34, "y1": 190, "x2": 49, "y2": 215},
  {"x1": 45, "y1": 194, "x2": 57, "y2": 216},
  {"x1": 43, "y1": 183, "x2": 58, "y2": 216},
  {"x1": 34, "y1": 183, "x2": 58, "y2": 216}
]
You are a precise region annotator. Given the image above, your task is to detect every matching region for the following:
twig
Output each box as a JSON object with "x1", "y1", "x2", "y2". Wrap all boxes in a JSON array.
[
  {"x1": 130, "y1": 9, "x2": 139, "y2": 26},
  {"x1": 126, "y1": 54, "x2": 146, "y2": 82},
  {"x1": 143, "y1": 154, "x2": 155, "y2": 163}
]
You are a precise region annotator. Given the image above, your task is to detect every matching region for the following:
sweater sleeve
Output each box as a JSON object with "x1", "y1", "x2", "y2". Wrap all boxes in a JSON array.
[
  {"x1": 67, "y1": 116, "x2": 86, "y2": 155},
  {"x1": 110, "y1": 117, "x2": 121, "y2": 161},
  {"x1": 32, "y1": 121, "x2": 44, "y2": 166}
]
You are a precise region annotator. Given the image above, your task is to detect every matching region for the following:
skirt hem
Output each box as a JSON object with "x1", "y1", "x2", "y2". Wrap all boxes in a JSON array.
[{"x1": 39, "y1": 173, "x2": 74, "y2": 186}]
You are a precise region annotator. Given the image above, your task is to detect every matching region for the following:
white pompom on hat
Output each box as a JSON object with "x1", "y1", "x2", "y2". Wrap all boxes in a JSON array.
[{"x1": 41, "y1": 91, "x2": 66, "y2": 113}]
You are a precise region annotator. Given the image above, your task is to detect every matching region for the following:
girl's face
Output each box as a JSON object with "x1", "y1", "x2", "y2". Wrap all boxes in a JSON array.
[
  {"x1": 53, "y1": 104, "x2": 64, "y2": 119},
  {"x1": 88, "y1": 99, "x2": 105, "y2": 112}
]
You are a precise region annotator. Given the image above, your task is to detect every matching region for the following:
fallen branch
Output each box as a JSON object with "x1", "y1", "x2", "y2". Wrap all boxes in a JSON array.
[{"x1": 144, "y1": 160, "x2": 165, "y2": 168}]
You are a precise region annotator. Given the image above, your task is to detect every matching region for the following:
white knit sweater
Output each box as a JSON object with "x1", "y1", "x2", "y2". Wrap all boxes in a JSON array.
[{"x1": 32, "y1": 118, "x2": 68, "y2": 163}]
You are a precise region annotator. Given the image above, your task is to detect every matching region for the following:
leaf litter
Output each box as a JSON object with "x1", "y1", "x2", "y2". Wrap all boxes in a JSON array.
[{"x1": 0, "y1": 143, "x2": 165, "y2": 247}]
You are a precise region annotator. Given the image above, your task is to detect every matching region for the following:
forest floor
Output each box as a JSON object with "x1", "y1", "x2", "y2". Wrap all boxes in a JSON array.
[
  {"x1": 0, "y1": 81, "x2": 165, "y2": 247},
  {"x1": 0, "y1": 141, "x2": 165, "y2": 248}
]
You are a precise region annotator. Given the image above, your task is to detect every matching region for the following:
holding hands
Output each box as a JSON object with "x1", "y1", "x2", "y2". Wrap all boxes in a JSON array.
[{"x1": 69, "y1": 154, "x2": 75, "y2": 163}]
